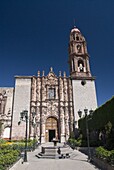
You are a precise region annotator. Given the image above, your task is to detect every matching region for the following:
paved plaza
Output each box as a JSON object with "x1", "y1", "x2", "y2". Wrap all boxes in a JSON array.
[{"x1": 10, "y1": 143, "x2": 100, "y2": 170}]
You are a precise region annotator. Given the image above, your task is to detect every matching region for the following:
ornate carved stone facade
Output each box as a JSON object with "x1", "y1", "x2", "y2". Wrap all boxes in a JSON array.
[
  {"x1": 30, "y1": 68, "x2": 73, "y2": 143},
  {"x1": 0, "y1": 88, "x2": 13, "y2": 139}
]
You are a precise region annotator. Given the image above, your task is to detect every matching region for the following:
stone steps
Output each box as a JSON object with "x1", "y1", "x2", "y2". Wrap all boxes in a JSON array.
[{"x1": 35, "y1": 144, "x2": 72, "y2": 159}]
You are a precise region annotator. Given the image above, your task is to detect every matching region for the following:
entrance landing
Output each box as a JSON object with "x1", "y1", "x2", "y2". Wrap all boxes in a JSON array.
[
  {"x1": 36, "y1": 142, "x2": 72, "y2": 159},
  {"x1": 41, "y1": 142, "x2": 63, "y2": 147}
]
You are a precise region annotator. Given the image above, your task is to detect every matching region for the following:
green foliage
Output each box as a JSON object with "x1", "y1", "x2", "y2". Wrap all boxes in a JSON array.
[
  {"x1": 70, "y1": 131, "x2": 75, "y2": 139},
  {"x1": 0, "y1": 165, "x2": 6, "y2": 170},
  {"x1": 0, "y1": 122, "x2": 3, "y2": 137},
  {"x1": 0, "y1": 139, "x2": 7, "y2": 144},
  {"x1": 96, "y1": 146, "x2": 114, "y2": 165},
  {"x1": 78, "y1": 96, "x2": 114, "y2": 149},
  {"x1": 0, "y1": 139, "x2": 37, "y2": 170},
  {"x1": 0, "y1": 139, "x2": 37, "y2": 151},
  {"x1": 68, "y1": 138, "x2": 87, "y2": 147},
  {"x1": 0, "y1": 150, "x2": 20, "y2": 169},
  {"x1": 91, "y1": 96, "x2": 114, "y2": 130},
  {"x1": 96, "y1": 146, "x2": 110, "y2": 160}
]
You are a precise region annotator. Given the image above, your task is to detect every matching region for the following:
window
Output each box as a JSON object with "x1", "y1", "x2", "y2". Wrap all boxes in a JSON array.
[
  {"x1": 76, "y1": 36, "x2": 79, "y2": 41},
  {"x1": 81, "y1": 80, "x2": 86, "y2": 86},
  {"x1": 48, "y1": 88, "x2": 55, "y2": 99},
  {"x1": 78, "y1": 60, "x2": 84, "y2": 72}
]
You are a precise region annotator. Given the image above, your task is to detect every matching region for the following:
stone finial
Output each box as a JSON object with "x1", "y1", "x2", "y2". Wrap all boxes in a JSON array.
[
  {"x1": 37, "y1": 71, "x2": 40, "y2": 77},
  {"x1": 50, "y1": 67, "x2": 53, "y2": 72},
  {"x1": 59, "y1": 71, "x2": 61, "y2": 77},
  {"x1": 63, "y1": 71, "x2": 66, "y2": 77},
  {"x1": 42, "y1": 71, "x2": 45, "y2": 76},
  {"x1": 2, "y1": 90, "x2": 6, "y2": 96}
]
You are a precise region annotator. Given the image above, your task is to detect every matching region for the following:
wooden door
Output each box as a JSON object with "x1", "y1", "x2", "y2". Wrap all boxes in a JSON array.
[{"x1": 45, "y1": 117, "x2": 58, "y2": 142}]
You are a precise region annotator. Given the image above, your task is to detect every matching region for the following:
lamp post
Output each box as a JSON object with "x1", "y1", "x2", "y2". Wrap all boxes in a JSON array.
[
  {"x1": 84, "y1": 108, "x2": 91, "y2": 161},
  {"x1": 18, "y1": 110, "x2": 28, "y2": 162},
  {"x1": 78, "y1": 108, "x2": 93, "y2": 162}
]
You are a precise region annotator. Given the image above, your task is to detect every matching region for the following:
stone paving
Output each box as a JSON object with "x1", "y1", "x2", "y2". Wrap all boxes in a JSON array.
[{"x1": 10, "y1": 143, "x2": 100, "y2": 170}]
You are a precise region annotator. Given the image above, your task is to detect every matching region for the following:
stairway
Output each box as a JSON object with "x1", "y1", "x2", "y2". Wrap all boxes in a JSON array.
[{"x1": 36, "y1": 142, "x2": 73, "y2": 159}]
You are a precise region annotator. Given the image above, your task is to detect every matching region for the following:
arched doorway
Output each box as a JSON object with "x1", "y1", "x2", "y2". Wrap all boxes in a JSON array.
[
  {"x1": 45, "y1": 117, "x2": 58, "y2": 142},
  {"x1": 3, "y1": 127, "x2": 10, "y2": 140}
]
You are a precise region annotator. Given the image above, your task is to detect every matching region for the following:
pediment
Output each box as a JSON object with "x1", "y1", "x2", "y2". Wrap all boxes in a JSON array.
[{"x1": 46, "y1": 68, "x2": 58, "y2": 85}]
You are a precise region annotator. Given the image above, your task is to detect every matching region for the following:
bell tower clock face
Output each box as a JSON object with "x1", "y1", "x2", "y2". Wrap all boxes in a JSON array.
[{"x1": 48, "y1": 88, "x2": 55, "y2": 99}]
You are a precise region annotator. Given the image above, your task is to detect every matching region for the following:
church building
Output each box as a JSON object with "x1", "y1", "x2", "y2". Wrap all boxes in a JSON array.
[{"x1": 0, "y1": 26, "x2": 97, "y2": 143}]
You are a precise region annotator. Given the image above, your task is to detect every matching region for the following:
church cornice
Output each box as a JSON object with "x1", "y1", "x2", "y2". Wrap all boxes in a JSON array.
[
  {"x1": 15, "y1": 76, "x2": 32, "y2": 79},
  {"x1": 69, "y1": 52, "x2": 89, "y2": 58},
  {"x1": 70, "y1": 76, "x2": 96, "y2": 80}
]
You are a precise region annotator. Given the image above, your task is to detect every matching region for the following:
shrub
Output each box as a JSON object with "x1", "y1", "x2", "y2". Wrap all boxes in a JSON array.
[
  {"x1": 0, "y1": 139, "x2": 7, "y2": 144},
  {"x1": 110, "y1": 150, "x2": 114, "y2": 165},
  {"x1": 0, "y1": 150, "x2": 20, "y2": 169},
  {"x1": 96, "y1": 146, "x2": 114, "y2": 165},
  {"x1": 78, "y1": 97, "x2": 114, "y2": 149},
  {"x1": 0, "y1": 165, "x2": 5, "y2": 170},
  {"x1": 0, "y1": 139, "x2": 37, "y2": 170}
]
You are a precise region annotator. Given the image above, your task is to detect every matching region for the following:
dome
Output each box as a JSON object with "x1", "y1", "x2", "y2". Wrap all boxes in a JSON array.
[{"x1": 71, "y1": 27, "x2": 80, "y2": 33}]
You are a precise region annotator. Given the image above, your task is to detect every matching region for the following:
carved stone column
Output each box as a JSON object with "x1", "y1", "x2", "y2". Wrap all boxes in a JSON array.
[
  {"x1": 36, "y1": 71, "x2": 41, "y2": 101},
  {"x1": 63, "y1": 72, "x2": 68, "y2": 102},
  {"x1": 30, "y1": 77, "x2": 37, "y2": 138},
  {"x1": 60, "y1": 106, "x2": 65, "y2": 143},
  {"x1": 63, "y1": 73, "x2": 70, "y2": 140},
  {"x1": 68, "y1": 78, "x2": 74, "y2": 135},
  {"x1": 41, "y1": 72, "x2": 46, "y2": 101},
  {"x1": 69, "y1": 106, "x2": 73, "y2": 132},
  {"x1": 36, "y1": 71, "x2": 41, "y2": 142},
  {"x1": 35, "y1": 106, "x2": 41, "y2": 140},
  {"x1": 40, "y1": 72, "x2": 46, "y2": 143},
  {"x1": 59, "y1": 75, "x2": 64, "y2": 101},
  {"x1": 31, "y1": 77, "x2": 36, "y2": 102},
  {"x1": 41, "y1": 115, "x2": 45, "y2": 143},
  {"x1": 64, "y1": 105, "x2": 69, "y2": 140}
]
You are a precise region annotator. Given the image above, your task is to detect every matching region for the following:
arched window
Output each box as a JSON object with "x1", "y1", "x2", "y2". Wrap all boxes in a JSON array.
[
  {"x1": 76, "y1": 36, "x2": 79, "y2": 41},
  {"x1": 72, "y1": 32, "x2": 76, "y2": 40},
  {"x1": 78, "y1": 60, "x2": 84, "y2": 72}
]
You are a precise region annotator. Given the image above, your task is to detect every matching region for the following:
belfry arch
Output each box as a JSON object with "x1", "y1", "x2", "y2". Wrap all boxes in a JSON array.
[
  {"x1": 78, "y1": 59, "x2": 84, "y2": 72},
  {"x1": 45, "y1": 117, "x2": 58, "y2": 142}
]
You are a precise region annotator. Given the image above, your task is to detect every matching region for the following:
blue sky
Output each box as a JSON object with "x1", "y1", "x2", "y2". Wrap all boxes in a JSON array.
[{"x1": 0, "y1": 0, "x2": 114, "y2": 106}]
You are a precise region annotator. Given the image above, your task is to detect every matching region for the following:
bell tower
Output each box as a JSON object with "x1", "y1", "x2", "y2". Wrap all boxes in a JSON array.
[
  {"x1": 69, "y1": 26, "x2": 91, "y2": 79},
  {"x1": 69, "y1": 26, "x2": 98, "y2": 128}
]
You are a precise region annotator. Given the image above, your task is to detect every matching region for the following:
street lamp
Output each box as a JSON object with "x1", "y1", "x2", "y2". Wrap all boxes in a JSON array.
[
  {"x1": 84, "y1": 108, "x2": 91, "y2": 161},
  {"x1": 18, "y1": 110, "x2": 28, "y2": 162},
  {"x1": 78, "y1": 108, "x2": 93, "y2": 162}
]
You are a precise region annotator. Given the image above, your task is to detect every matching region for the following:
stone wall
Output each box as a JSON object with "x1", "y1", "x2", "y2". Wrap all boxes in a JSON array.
[
  {"x1": 72, "y1": 79, "x2": 97, "y2": 127},
  {"x1": 11, "y1": 77, "x2": 31, "y2": 140}
]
